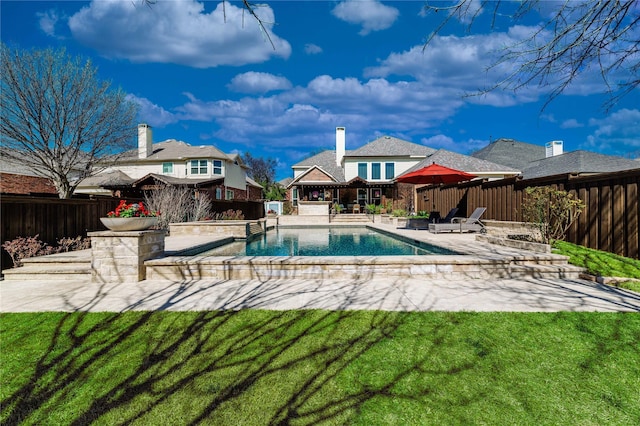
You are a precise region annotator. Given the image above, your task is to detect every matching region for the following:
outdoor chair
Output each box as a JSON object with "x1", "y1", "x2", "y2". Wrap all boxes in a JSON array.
[
  {"x1": 428, "y1": 207, "x2": 486, "y2": 234},
  {"x1": 433, "y1": 207, "x2": 459, "y2": 223}
]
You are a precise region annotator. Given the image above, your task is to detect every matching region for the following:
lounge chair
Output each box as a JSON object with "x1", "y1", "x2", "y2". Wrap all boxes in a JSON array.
[
  {"x1": 433, "y1": 207, "x2": 459, "y2": 223},
  {"x1": 428, "y1": 207, "x2": 486, "y2": 234}
]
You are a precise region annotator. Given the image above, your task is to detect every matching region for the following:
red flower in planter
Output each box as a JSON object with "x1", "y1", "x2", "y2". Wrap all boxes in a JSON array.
[{"x1": 107, "y1": 200, "x2": 159, "y2": 218}]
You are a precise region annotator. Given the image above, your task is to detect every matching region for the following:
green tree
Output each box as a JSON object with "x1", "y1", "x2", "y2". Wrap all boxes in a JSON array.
[
  {"x1": 0, "y1": 44, "x2": 138, "y2": 198},
  {"x1": 241, "y1": 151, "x2": 287, "y2": 200}
]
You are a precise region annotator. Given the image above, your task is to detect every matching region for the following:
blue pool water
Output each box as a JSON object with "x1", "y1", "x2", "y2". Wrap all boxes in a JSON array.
[{"x1": 200, "y1": 227, "x2": 457, "y2": 256}]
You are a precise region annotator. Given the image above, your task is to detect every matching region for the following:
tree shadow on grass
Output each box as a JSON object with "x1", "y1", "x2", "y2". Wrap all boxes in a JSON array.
[
  {"x1": 1, "y1": 292, "x2": 482, "y2": 425},
  {"x1": 2, "y1": 280, "x2": 640, "y2": 425}
]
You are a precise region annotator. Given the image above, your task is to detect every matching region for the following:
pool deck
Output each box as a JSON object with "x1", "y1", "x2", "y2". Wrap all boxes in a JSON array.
[{"x1": 2, "y1": 222, "x2": 639, "y2": 313}]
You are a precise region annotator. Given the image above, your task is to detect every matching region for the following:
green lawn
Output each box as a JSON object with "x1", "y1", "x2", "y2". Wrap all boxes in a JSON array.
[
  {"x1": 553, "y1": 240, "x2": 640, "y2": 293},
  {"x1": 2, "y1": 311, "x2": 639, "y2": 425}
]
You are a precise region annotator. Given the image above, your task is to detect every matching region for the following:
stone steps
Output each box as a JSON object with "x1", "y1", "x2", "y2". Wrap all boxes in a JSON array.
[
  {"x1": 330, "y1": 214, "x2": 372, "y2": 224},
  {"x1": 2, "y1": 250, "x2": 92, "y2": 281},
  {"x1": 3, "y1": 263, "x2": 91, "y2": 281}
]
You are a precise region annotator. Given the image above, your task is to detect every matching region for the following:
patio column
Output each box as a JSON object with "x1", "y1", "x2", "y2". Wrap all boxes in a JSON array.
[{"x1": 88, "y1": 229, "x2": 165, "y2": 283}]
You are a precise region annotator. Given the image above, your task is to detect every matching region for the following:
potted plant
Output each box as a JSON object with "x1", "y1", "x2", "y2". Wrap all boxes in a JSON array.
[{"x1": 101, "y1": 200, "x2": 160, "y2": 231}]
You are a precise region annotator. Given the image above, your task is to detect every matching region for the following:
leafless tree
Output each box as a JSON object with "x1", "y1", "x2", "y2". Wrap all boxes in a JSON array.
[
  {"x1": 423, "y1": 0, "x2": 639, "y2": 109},
  {"x1": 144, "y1": 185, "x2": 213, "y2": 230},
  {"x1": 0, "y1": 44, "x2": 139, "y2": 198}
]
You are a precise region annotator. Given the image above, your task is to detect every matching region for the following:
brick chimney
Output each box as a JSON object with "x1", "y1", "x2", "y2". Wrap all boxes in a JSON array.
[
  {"x1": 138, "y1": 123, "x2": 152, "y2": 159},
  {"x1": 336, "y1": 126, "x2": 345, "y2": 167}
]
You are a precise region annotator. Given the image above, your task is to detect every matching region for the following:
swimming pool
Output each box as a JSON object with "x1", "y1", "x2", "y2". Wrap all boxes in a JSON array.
[{"x1": 198, "y1": 226, "x2": 457, "y2": 256}]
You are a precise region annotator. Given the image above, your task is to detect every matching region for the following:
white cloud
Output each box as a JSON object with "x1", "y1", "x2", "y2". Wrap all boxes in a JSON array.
[
  {"x1": 227, "y1": 72, "x2": 292, "y2": 94},
  {"x1": 332, "y1": 0, "x2": 399, "y2": 36},
  {"x1": 38, "y1": 9, "x2": 62, "y2": 38},
  {"x1": 560, "y1": 119, "x2": 583, "y2": 129},
  {"x1": 420, "y1": 134, "x2": 455, "y2": 149},
  {"x1": 585, "y1": 109, "x2": 640, "y2": 154},
  {"x1": 127, "y1": 94, "x2": 178, "y2": 127},
  {"x1": 304, "y1": 43, "x2": 323, "y2": 55},
  {"x1": 363, "y1": 29, "x2": 545, "y2": 107},
  {"x1": 67, "y1": 0, "x2": 291, "y2": 68}
]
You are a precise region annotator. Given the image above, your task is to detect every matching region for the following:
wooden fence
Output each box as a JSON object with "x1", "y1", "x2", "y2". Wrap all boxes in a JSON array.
[
  {"x1": 416, "y1": 169, "x2": 640, "y2": 259},
  {"x1": 1, "y1": 196, "x2": 265, "y2": 269}
]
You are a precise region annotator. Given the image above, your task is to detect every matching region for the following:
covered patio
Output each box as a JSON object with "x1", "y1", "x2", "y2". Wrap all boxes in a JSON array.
[{"x1": 290, "y1": 178, "x2": 395, "y2": 214}]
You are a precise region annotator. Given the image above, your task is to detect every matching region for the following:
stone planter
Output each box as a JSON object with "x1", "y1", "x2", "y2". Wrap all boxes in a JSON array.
[{"x1": 100, "y1": 217, "x2": 158, "y2": 231}]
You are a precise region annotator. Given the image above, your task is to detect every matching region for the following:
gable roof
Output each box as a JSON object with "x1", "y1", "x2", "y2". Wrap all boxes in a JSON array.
[
  {"x1": 348, "y1": 136, "x2": 436, "y2": 157},
  {"x1": 76, "y1": 170, "x2": 134, "y2": 187},
  {"x1": 400, "y1": 149, "x2": 520, "y2": 178},
  {"x1": 471, "y1": 138, "x2": 545, "y2": 170},
  {"x1": 119, "y1": 140, "x2": 231, "y2": 162},
  {"x1": 132, "y1": 173, "x2": 224, "y2": 187},
  {"x1": 521, "y1": 150, "x2": 640, "y2": 180},
  {"x1": 292, "y1": 150, "x2": 346, "y2": 181}
]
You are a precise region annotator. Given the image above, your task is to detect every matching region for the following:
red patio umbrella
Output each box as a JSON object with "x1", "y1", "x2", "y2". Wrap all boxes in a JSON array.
[{"x1": 396, "y1": 163, "x2": 476, "y2": 185}]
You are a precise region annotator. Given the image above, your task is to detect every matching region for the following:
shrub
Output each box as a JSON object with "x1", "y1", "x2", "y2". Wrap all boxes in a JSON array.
[
  {"x1": 213, "y1": 209, "x2": 244, "y2": 220},
  {"x1": 521, "y1": 186, "x2": 586, "y2": 244},
  {"x1": 282, "y1": 201, "x2": 293, "y2": 215},
  {"x1": 392, "y1": 209, "x2": 407, "y2": 217},
  {"x1": 2, "y1": 235, "x2": 90, "y2": 268},
  {"x1": 144, "y1": 186, "x2": 213, "y2": 230}
]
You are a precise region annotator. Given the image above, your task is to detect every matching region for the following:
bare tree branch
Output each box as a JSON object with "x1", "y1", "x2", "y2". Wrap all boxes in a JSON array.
[
  {"x1": 1, "y1": 44, "x2": 139, "y2": 198},
  {"x1": 423, "y1": 0, "x2": 639, "y2": 110}
]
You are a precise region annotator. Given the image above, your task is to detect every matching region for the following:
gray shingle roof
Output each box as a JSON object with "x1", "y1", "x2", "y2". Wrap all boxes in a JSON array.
[
  {"x1": 398, "y1": 149, "x2": 519, "y2": 178},
  {"x1": 292, "y1": 150, "x2": 346, "y2": 181},
  {"x1": 77, "y1": 170, "x2": 134, "y2": 186},
  {"x1": 521, "y1": 150, "x2": 640, "y2": 180},
  {"x1": 119, "y1": 140, "x2": 230, "y2": 162},
  {"x1": 348, "y1": 136, "x2": 436, "y2": 157},
  {"x1": 471, "y1": 138, "x2": 545, "y2": 170}
]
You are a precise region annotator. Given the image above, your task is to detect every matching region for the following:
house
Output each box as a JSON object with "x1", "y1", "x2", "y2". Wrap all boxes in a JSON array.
[
  {"x1": 0, "y1": 150, "x2": 58, "y2": 196},
  {"x1": 471, "y1": 138, "x2": 640, "y2": 179},
  {"x1": 288, "y1": 127, "x2": 518, "y2": 213},
  {"x1": 75, "y1": 124, "x2": 263, "y2": 201},
  {"x1": 520, "y1": 150, "x2": 640, "y2": 180},
  {"x1": 471, "y1": 138, "x2": 546, "y2": 170}
]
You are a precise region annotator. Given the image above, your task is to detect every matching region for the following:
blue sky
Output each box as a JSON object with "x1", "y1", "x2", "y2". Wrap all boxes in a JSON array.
[{"x1": 2, "y1": 0, "x2": 639, "y2": 181}]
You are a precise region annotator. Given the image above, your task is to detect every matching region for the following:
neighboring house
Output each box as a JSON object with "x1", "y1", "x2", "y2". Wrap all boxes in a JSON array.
[
  {"x1": 520, "y1": 150, "x2": 640, "y2": 180},
  {"x1": 75, "y1": 124, "x2": 263, "y2": 201},
  {"x1": 288, "y1": 127, "x2": 518, "y2": 211},
  {"x1": 0, "y1": 151, "x2": 58, "y2": 196},
  {"x1": 471, "y1": 138, "x2": 546, "y2": 170},
  {"x1": 471, "y1": 138, "x2": 640, "y2": 179},
  {"x1": 403, "y1": 149, "x2": 519, "y2": 181}
]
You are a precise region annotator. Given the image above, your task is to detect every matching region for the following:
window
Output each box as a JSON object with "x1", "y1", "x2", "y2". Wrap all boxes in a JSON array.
[
  {"x1": 190, "y1": 159, "x2": 208, "y2": 175},
  {"x1": 385, "y1": 162, "x2": 395, "y2": 179},
  {"x1": 292, "y1": 188, "x2": 298, "y2": 206},
  {"x1": 225, "y1": 189, "x2": 234, "y2": 200},
  {"x1": 213, "y1": 159, "x2": 222, "y2": 175},
  {"x1": 215, "y1": 188, "x2": 222, "y2": 200},
  {"x1": 358, "y1": 163, "x2": 367, "y2": 179},
  {"x1": 162, "y1": 162, "x2": 173, "y2": 174},
  {"x1": 371, "y1": 163, "x2": 381, "y2": 180}
]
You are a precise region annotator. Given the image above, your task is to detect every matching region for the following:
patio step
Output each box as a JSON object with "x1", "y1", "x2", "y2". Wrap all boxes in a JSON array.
[
  {"x1": 2, "y1": 250, "x2": 92, "y2": 281},
  {"x1": 2, "y1": 263, "x2": 92, "y2": 281},
  {"x1": 331, "y1": 214, "x2": 372, "y2": 224}
]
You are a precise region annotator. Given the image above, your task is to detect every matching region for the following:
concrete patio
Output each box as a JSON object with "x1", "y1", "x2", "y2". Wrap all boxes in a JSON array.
[{"x1": 2, "y1": 222, "x2": 639, "y2": 313}]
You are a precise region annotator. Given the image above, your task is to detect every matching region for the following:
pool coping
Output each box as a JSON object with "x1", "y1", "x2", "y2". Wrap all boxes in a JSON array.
[{"x1": 146, "y1": 223, "x2": 583, "y2": 282}]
